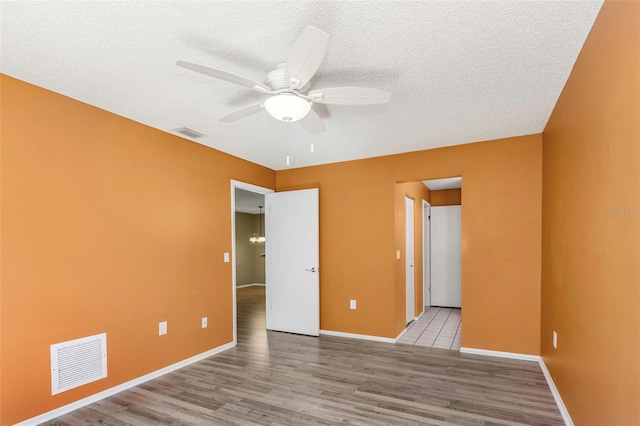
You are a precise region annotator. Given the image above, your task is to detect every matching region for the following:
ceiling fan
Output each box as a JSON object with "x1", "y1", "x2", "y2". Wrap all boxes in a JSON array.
[{"x1": 176, "y1": 26, "x2": 391, "y2": 134}]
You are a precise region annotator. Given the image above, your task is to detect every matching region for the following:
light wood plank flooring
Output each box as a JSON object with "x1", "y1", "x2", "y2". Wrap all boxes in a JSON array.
[{"x1": 45, "y1": 286, "x2": 563, "y2": 425}]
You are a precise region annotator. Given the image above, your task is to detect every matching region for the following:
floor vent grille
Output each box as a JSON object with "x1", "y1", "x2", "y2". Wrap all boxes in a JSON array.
[{"x1": 50, "y1": 333, "x2": 107, "y2": 395}]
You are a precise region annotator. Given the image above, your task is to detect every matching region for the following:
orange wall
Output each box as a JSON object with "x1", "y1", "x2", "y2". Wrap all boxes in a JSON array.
[
  {"x1": 541, "y1": 1, "x2": 640, "y2": 424},
  {"x1": 431, "y1": 188, "x2": 461, "y2": 206},
  {"x1": 0, "y1": 75, "x2": 4, "y2": 425},
  {"x1": 0, "y1": 75, "x2": 275, "y2": 424},
  {"x1": 395, "y1": 182, "x2": 430, "y2": 324},
  {"x1": 277, "y1": 134, "x2": 542, "y2": 352}
]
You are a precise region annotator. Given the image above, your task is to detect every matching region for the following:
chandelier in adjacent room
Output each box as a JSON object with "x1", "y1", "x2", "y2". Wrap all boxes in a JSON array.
[{"x1": 249, "y1": 205, "x2": 266, "y2": 243}]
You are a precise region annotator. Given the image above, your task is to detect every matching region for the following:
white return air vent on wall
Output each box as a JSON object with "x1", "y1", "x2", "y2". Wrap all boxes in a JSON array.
[{"x1": 50, "y1": 333, "x2": 107, "y2": 395}]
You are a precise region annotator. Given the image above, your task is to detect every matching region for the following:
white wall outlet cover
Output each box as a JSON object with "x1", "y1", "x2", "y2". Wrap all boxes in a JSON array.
[
  {"x1": 159, "y1": 321, "x2": 167, "y2": 336},
  {"x1": 396, "y1": 250, "x2": 401, "y2": 260},
  {"x1": 201, "y1": 317, "x2": 208, "y2": 328},
  {"x1": 350, "y1": 300, "x2": 357, "y2": 310},
  {"x1": 223, "y1": 252, "x2": 230, "y2": 263}
]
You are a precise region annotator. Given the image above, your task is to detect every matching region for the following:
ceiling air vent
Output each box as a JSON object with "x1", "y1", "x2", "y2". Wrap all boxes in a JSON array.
[{"x1": 173, "y1": 127, "x2": 205, "y2": 139}]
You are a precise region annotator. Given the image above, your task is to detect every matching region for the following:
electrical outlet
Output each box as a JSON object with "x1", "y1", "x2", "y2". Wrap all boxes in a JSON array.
[
  {"x1": 202, "y1": 317, "x2": 208, "y2": 328},
  {"x1": 159, "y1": 321, "x2": 167, "y2": 336},
  {"x1": 350, "y1": 300, "x2": 357, "y2": 310},
  {"x1": 396, "y1": 250, "x2": 401, "y2": 260},
  {"x1": 552, "y1": 331, "x2": 557, "y2": 348},
  {"x1": 223, "y1": 252, "x2": 230, "y2": 263}
]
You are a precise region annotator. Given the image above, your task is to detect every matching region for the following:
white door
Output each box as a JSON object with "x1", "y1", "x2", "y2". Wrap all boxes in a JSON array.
[
  {"x1": 430, "y1": 205, "x2": 461, "y2": 307},
  {"x1": 265, "y1": 188, "x2": 319, "y2": 336},
  {"x1": 405, "y1": 196, "x2": 415, "y2": 324},
  {"x1": 423, "y1": 201, "x2": 431, "y2": 308}
]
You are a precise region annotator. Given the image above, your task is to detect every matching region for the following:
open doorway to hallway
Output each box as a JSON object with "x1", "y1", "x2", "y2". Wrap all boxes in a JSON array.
[
  {"x1": 231, "y1": 181, "x2": 273, "y2": 344},
  {"x1": 396, "y1": 177, "x2": 462, "y2": 350}
]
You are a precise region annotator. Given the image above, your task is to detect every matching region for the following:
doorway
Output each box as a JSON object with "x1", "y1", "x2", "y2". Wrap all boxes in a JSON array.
[
  {"x1": 396, "y1": 177, "x2": 462, "y2": 351},
  {"x1": 231, "y1": 182, "x2": 321, "y2": 343},
  {"x1": 231, "y1": 180, "x2": 274, "y2": 344}
]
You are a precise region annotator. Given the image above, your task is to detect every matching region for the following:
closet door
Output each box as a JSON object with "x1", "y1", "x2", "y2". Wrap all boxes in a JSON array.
[{"x1": 430, "y1": 206, "x2": 461, "y2": 307}]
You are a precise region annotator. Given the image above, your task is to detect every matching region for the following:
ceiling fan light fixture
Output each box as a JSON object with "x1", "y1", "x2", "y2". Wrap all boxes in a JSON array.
[{"x1": 264, "y1": 93, "x2": 311, "y2": 122}]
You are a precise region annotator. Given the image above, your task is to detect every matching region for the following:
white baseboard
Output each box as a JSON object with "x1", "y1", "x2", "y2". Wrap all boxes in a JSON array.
[
  {"x1": 394, "y1": 327, "x2": 409, "y2": 341},
  {"x1": 460, "y1": 347, "x2": 572, "y2": 425},
  {"x1": 15, "y1": 341, "x2": 236, "y2": 426},
  {"x1": 395, "y1": 309, "x2": 426, "y2": 342},
  {"x1": 460, "y1": 347, "x2": 541, "y2": 362},
  {"x1": 236, "y1": 283, "x2": 265, "y2": 288},
  {"x1": 539, "y1": 358, "x2": 573, "y2": 425},
  {"x1": 320, "y1": 329, "x2": 395, "y2": 344}
]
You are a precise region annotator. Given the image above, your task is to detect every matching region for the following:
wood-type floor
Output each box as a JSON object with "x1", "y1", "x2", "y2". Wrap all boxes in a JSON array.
[{"x1": 45, "y1": 285, "x2": 563, "y2": 425}]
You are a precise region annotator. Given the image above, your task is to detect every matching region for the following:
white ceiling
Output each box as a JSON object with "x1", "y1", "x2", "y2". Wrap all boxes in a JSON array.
[
  {"x1": 235, "y1": 189, "x2": 265, "y2": 214},
  {"x1": 423, "y1": 178, "x2": 462, "y2": 191},
  {"x1": 0, "y1": 1, "x2": 602, "y2": 171}
]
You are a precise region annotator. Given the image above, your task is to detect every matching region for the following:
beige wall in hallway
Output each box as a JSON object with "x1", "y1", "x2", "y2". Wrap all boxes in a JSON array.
[{"x1": 235, "y1": 212, "x2": 266, "y2": 286}]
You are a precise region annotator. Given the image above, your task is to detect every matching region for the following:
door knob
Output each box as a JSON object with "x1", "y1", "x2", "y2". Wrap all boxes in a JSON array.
[{"x1": 305, "y1": 267, "x2": 319, "y2": 273}]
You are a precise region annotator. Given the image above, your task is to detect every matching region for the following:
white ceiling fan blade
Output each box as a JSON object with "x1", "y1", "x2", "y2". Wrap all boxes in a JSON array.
[
  {"x1": 285, "y1": 26, "x2": 329, "y2": 89},
  {"x1": 176, "y1": 60, "x2": 270, "y2": 92},
  {"x1": 308, "y1": 87, "x2": 392, "y2": 105},
  {"x1": 299, "y1": 109, "x2": 326, "y2": 134},
  {"x1": 220, "y1": 103, "x2": 264, "y2": 122}
]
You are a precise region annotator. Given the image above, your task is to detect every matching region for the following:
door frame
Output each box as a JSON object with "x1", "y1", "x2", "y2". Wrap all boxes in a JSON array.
[
  {"x1": 422, "y1": 199, "x2": 431, "y2": 309},
  {"x1": 230, "y1": 180, "x2": 274, "y2": 345},
  {"x1": 405, "y1": 196, "x2": 415, "y2": 324}
]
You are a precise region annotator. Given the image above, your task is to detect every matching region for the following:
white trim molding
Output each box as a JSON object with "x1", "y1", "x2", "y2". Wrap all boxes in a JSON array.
[
  {"x1": 460, "y1": 347, "x2": 541, "y2": 362},
  {"x1": 539, "y1": 358, "x2": 573, "y2": 425},
  {"x1": 460, "y1": 347, "x2": 572, "y2": 425},
  {"x1": 15, "y1": 342, "x2": 236, "y2": 426},
  {"x1": 320, "y1": 329, "x2": 395, "y2": 344},
  {"x1": 394, "y1": 327, "x2": 409, "y2": 342},
  {"x1": 395, "y1": 309, "x2": 427, "y2": 342}
]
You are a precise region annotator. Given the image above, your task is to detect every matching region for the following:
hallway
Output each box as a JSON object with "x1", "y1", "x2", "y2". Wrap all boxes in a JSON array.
[{"x1": 398, "y1": 307, "x2": 462, "y2": 350}]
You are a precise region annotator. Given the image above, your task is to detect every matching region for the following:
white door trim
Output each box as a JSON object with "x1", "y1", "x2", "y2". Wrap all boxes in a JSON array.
[
  {"x1": 230, "y1": 180, "x2": 274, "y2": 345},
  {"x1": 405, "y1": 196, "x2": 415, "y2": 324},
  {"x1": 422, "y1": 200, "x2": 431, "y2": 309}
]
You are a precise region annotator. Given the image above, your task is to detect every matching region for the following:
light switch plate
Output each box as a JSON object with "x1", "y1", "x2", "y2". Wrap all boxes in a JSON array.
[
  {"x1": 552, "y1": 331, "x2": 557, "y2": 348},
  {"x1": 202, "y1": 317, "x2": 208, "y2": 328},
  {"x1": 350, "y1": 300, "x2": 357, "y2": 310},
  {"x1": 396, "y1": 250, "x2": 401, "y2": 260},
  {"x1": 223, "y1": 252, "x2": 230, "y2": 263},
  {"x1": 159, "y1": 321, "x2": 167, "y2": 336}
]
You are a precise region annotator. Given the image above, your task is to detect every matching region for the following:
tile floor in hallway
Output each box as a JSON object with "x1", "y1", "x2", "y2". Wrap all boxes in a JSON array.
[{"x1": 397, "y1": 306, "x2": 462, "y2": 350}]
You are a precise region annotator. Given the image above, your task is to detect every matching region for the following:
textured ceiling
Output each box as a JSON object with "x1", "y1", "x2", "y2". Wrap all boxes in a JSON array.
[
  {"x1": 424, "y1": 178, "x2": 462, "y2": 191},
  {"x1": 0, "y1": 1, "x2": 602, "y2": 171}
]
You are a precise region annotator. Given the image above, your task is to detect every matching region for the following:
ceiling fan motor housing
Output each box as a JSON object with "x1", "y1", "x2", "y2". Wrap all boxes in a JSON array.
[{"x1": 265, "y1": 64, "x2": 288, "y2": 90}]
